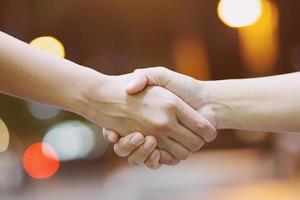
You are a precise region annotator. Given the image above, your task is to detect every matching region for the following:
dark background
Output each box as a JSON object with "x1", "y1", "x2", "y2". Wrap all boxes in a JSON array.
[{"x1": 0, "y1": 0, "x2": 300, "y2": 199}]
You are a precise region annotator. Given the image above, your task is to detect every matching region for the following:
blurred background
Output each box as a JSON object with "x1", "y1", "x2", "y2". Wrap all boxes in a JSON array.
[{"x1": 1, "y1": 0, "x2": 300, "y2": 199}]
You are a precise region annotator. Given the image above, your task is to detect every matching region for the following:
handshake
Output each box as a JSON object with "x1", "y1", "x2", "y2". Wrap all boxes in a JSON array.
[
  {"x1": 1, "y1": 31, "x2": 298, "y2": 170},
  {"x1": 83, "y1": 67, "x2": 218, "y2": 169}
]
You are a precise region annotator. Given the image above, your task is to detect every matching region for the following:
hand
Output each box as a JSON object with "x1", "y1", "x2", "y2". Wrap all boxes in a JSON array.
[
  {"x1": 126, "y1": 67, "x2": 217, "y2": 128},
  {"x1": 104, "y1": 130, "x2": 161, "y2": 169},
  {"x1": 103, "y1": 67, "x2": 218, "y2": 168},
  {"x1": 80, "y1": 72, "x2": 215, "y2": 164}
]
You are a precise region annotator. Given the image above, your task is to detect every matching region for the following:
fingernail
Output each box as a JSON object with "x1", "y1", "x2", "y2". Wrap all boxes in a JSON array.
[
  {"x1": 107, "y1": 134, "x2": 117, "y2": 143},
  {"x1": 144, "y1": 138, "x2": 155, "y2": 150},
  {"x1": 130, "y1": 133, "x2": 143, "y2": 145},
  {"x1": 169, "y1": 159, "x2": 179, "y2": 165},
  {"x1": 150, "y1": 151, "x2": 159, "y2": 160}
]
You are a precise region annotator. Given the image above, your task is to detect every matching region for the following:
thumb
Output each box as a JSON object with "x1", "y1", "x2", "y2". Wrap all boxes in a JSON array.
[
  {"x1": 125, "y1": 71, "x2": 148, "y2": 95},
  {"x1": 126, "y1": 67, "x2": 169, "y2": 95}
]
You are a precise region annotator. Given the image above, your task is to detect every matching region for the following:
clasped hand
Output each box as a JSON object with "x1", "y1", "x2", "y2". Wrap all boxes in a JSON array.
[{"x1": 84, "y1": 67, "x2": 217, "y2": 169}]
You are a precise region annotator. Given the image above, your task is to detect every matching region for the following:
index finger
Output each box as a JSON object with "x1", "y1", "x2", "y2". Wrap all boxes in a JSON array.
[{"x1": 176, "y1": 100, "x2": 217, "y2": 142}]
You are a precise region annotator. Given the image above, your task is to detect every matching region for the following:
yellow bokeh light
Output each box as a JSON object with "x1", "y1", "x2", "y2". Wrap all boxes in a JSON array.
[
  {"x1": 29, "y1": 36, "x2": 65, "y2": 58},
  {"x1": 173, "y1": 36, "x2": 211, "y2": 80},
  {"x1": 218, "y1": 0, "x2": 263, "y2": 28},
  {"x1": 0, "y1": 119, "x2": 9, "y2": 153},
  {"x1": 238, "y1": 0, "x2": 279, "y2": 75}
]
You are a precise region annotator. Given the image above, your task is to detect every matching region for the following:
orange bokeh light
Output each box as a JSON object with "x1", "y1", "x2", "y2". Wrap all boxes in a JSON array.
[{"x1": 23, "y1": 143, "x2": 60, "y2": 179}]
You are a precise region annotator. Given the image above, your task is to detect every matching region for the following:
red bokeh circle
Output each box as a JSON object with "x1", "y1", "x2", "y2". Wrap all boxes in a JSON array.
[{"x1": 23, "y1": 143, "x2": 60, "y2": 179}]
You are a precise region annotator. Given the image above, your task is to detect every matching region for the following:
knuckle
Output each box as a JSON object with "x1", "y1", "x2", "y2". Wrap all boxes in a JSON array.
[
  {"x1": 133, "y1": 68, "x2": 143, "y2": 74},
  {"x1": 164, "y1": 101, "x2": 177, "y2": 112},
  {"x1": 163, "y1": 96, "x2": 178, "y2": 108},
  {"x1": 155, "y1": 66, "x2": 167, "y2": 73},
  {"x1": 153, "y1": 119, "x2": 173, "y2": 131}
]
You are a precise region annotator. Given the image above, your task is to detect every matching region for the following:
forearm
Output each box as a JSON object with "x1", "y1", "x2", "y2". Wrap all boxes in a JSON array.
[
  {"x1": 205, "y1": 73, "x2": 300, "y2": 132},
  {"x1": 0, "y1": 31, "x2": 106, "y2": 114}
]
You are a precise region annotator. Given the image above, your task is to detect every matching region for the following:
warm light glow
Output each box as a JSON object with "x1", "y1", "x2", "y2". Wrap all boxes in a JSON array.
[
  {"x1": 23, "y1": 143, "x2": 60, "y2": 179},
  {"x1": 173, "y1": 36, "x2": 210, "y2": 80},
  {"x1": 218, "y1": 0, "x2": 262, "y2": 28},
  {"x1": 238, "y1": 0, "x2": 279, "y2": 75},
  {"x1": 29, "y1": 36, "x2": 65, "y2": 58},
  {"x1": 0, "y1": 119, "x2": 9, "y2": 153}
]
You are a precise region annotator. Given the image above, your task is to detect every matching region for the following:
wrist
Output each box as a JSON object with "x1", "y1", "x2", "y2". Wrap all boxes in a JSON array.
[
  {"x1": 202, "y1": 80, "x2": 233, "y2": 130},
  {"x1": 194, "y1": 80, "x2": 217, "y2": 129},
  {"x1": 67, "y1": 65, "x2": 109, "y2": 116}
]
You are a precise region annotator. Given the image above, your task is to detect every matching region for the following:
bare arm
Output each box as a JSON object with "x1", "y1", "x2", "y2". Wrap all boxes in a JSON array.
[
  {"x1": 103, "y1": 68, "x2": 300, "y2": 168},
  {"x1": 0, "y1": 31, "x2": 97, "y2": 113},
  {"x1": 124, "y1": 67, "x2": 300, "y2": 133},
  {"x1": 0, "y1": 33, "x2": 215, "y2": 166},
  {"x1": 206, "y1": 73, "x2": 300, "y2": 132}
]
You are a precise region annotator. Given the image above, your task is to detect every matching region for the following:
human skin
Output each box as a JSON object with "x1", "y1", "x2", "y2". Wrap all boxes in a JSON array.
[
  {"x1": 104, "y1": 67, "x2": 300, "y2": 169},
  {"x1": 0, "y1": 32, "x2": 216, "y2": 165}
]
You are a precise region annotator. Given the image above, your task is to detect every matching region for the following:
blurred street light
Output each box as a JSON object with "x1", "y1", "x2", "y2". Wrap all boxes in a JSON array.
[
  {"x1": 43, "y1": 121, "x2": 97, "y2": 162},
  {"x1": 0, "y1": 119, "x2": 9, "y2": 153},
  {"x1": 238, "y1": 0, "x2": 279, "y2": 75},
  {"x1": 23, "y1": 143, "x2": 60, "y2": 179},
  {"x1": 173, "y1": 35, "x2": 211, "y2": 80},
  {"x1": 29, "y1": 36, "x2": 65, "y2": 58},
  {"x1": 26, "y1": 36, "x2": 66, "y2": 120},
  {"x1": 218, "y1": 0, "x2": 262, "y2": 28}
]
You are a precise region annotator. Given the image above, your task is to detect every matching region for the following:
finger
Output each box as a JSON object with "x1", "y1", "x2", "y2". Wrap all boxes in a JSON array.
[
  {"x1": 113, "y1": 132, "x2": 144, "y2": 157},
  {"x1": 126, "y1": 72, "x2": 148, "y2": 94},
  {"x1": 158, "y1": 138, "x2": 190, "y2": 161},
  {"x1": 176, "y1": 100, "x2": 217, "y2": 142},
  {"x1": 102, "y1": 128, "x2": 120, "y2": 144},
  {"x1": 128, "y1": 136, "x2": 157, "y2": 165},
  {"x1": 145, "y1": 149, "x2": 161, "y2": 169},
  {"x1": 169, "y1": 124, "x2": 205, "y2": 152},
  {"x1": 159, "y1": 149, "x2": 179, "y2": 165},
  {"x1": 126, "y1": 67, "x2": 169, "y2": 95}
]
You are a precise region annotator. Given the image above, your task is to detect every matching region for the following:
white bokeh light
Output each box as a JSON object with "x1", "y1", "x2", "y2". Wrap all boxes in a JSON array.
[
  {"x1": 26, "y1": 101, "x2": 60, "y2": 120},
  {"x1": 218, "y1": 0, "x2": 262, "y2": 28},
  {"x1": 43, "y1": 121, "x2": 96, "y2": 161}
]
